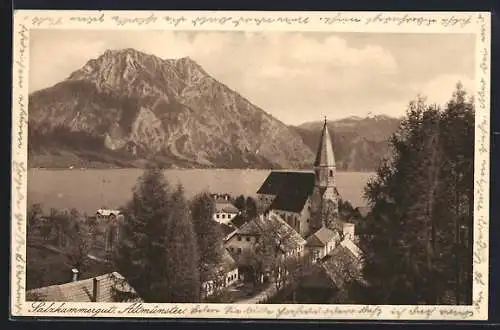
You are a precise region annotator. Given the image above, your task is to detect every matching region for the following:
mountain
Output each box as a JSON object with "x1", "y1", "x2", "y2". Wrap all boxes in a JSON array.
[
  {"x1": 28, "y1": 48, "x2": 315, "y2": 169},
  {"x1": 292, "y1": 115, "x2": 402, "y2": 171}
]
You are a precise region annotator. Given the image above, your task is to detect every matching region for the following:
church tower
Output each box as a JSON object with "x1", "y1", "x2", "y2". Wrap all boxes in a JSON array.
[{"x1": 310, "y1": 117, "x2": 339, "y2": 232}]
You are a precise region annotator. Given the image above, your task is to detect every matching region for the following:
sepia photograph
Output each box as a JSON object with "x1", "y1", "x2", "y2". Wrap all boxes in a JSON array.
[{"x1": 11, "y1": 11, "x2": 490, "y2": 320}]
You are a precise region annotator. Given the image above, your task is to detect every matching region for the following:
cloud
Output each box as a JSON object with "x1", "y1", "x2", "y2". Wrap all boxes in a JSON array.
[
  {"x1": 28, "y1": 30, "x2": 474, "y2": 125},
  {"x1": 412, "y1": 74, "x2": 475, "y2": 106}
]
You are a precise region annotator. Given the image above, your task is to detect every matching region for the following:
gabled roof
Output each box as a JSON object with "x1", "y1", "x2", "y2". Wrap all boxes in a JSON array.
[
  {"x1": 215, "y1": 202, "x2": 239, "y2": 214},
  {"x1": 257, "y1": 171, "x2": 315, "y2": 195},
  {"x1": 232, "y1": 217, "x2": 262, "y2": 236},
  {"x1": 257, "y1": 171, "x2": 315, "y2": 213},
  {"x1": 269, "y1": 190, "x2": 311, "y2": 213},
  {"x1": 258, "y1": 213, "x2": 307, "y2": 252},
  {"x1": 314, "y1": 120, "x2": 336, "y2": 167},
  {"x1": 306, "y1": 227, "x2": 339, "y2": 247},
  {"x1": 227, "y1": 213, "x2": 306, "y2": 252},
  {"x1": 26, "y1": 272, "x2": 141, "y2": 302},
  {"x1": 340, "y1": 239, "x2": 363, "y2": 260},
  {"x1": 321, "y1": 242, "x2": 364, "y2": 289},
  {"x1": 220, "y1": 249, "x2": 238, "y2": 273}
]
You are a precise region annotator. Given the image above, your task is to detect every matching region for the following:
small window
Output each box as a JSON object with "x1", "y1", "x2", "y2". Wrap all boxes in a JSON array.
[
  {"x1": 246, "y1": 236, "x2": 251, "y2": 242},
  {"x1": 329, "y1": 169, "x2": 333, "y2": 177},
  {"x1": 216, "y1": 214, "x2": 220, "y2": 219},
  {"x1": 237, "y1": 235, "x2": 241, "y2": 241},
  {"x1": 222, "y1": 214, "x2": 226, "y2": 219},
  {"x1": 237, "y1": 248, "x2": 242, "y2": 255}
]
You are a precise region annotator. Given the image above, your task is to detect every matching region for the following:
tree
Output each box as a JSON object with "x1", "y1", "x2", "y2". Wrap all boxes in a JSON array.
[
  {"x1": 361, "y1": 84, "x2": 474, "y2": 305},
  {"x1": 234, "y1": 195, "x2": 246, "y2": 212},
  {"x1": 64, "y1": 208, "x2": 93, "y2": 272},
  {"x1": 163, "y1": 185, "x2": 201, "y2": 302},
  {"x1": 190, "y1": 192, "x2": 224, "y2": 298},
  {"x1": 114, "y1": 165, "x2": 201, "y2": 302},
  {"x1": 245, "y1": 197, "x2": 258, "y2": 219}
]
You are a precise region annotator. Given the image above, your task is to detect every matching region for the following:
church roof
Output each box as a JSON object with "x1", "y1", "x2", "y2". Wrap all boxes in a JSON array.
[
  {"x1": 257, "y1": 171, "x2": 315, "y2": 213},
  {"x1": 257, "y1": 171, "x2": 315, "y2": 195},
  {"x1": 314, "y1": 120, "x2": 336, "y2": 167}
]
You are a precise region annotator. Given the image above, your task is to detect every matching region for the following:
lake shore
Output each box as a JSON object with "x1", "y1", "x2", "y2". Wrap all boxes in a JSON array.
[{"x1": 28, "y1": 169, "x2": 375, "y2": 215}]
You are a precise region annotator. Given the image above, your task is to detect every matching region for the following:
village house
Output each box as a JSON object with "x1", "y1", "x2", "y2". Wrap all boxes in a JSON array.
[
  {"x1": 305, "y1": 226, "x2": 341, "y2": 262},
  {"x1": 294, "y1": 239, "x2": 366, "y2": 303},
  {"x1": 91, "y1": 208, "x2": 124, "y2": 254},
  {"x1": 224, "y1": 211, "x2": 307, "y2": 280},
  {"x1": 26, "y1": 271, "x2": 141, "y2": 302},
  {"x1": 201, "y1": 249, "x2": 239, "y2": 298},
  {"x1": 213, "y1": 199, "x2": 240, "y2": 225}
]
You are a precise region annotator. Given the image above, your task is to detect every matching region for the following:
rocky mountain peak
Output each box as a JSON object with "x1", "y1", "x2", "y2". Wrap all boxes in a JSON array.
[{"x1": 28, "y1": 48, "x2": 315, "y2": 169}]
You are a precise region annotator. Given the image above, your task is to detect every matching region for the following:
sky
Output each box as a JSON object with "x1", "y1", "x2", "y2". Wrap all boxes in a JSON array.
[{"x1": 30, "y1": 30, "x2": 475, "y2": 125}]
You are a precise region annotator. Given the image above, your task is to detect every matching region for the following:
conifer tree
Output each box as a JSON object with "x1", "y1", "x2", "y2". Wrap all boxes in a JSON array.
[
  {"x1": 115, "y1": 165, "x2": 200, "y2": 302},
  {"x1": 362, "y1": 84, "x2": 474, "y2": 304},
  {"x1": 190, "y1": 192, "x2": 224, "y2": 296},
  {"x1": 114, "y1": 164, "x2": 173, "y2": 302},
  {"x1": 163, "y1": 185, "x2": 201, "y2": 302}
]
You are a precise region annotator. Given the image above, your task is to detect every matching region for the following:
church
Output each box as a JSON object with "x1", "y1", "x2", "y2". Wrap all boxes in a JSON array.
[{"x1": 257, "y1": 118, "x2": 348, "y2": 242}]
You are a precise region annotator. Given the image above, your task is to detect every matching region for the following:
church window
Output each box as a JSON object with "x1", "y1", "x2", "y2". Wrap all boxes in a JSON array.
[
  {"x1": 222, "y1": 214, "x2": 226, "y2": 219},
  {"x1": 329, "y1": 169, "x2": 333, "y2": 177},
  {"x1": 216, "y1": 214, "x2": 220, "y2": 219}
]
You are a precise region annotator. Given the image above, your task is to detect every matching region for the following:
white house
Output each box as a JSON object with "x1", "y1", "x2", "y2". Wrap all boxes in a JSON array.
[
  {"x1": 224, "y1": 212, "x2": 307, "y2": 267},
  {"x1": 213, "y1": 201, "x2": 240, "y2": 224},
  {"x1": 202, "y1": 249, "x2": 239, "y2": 297},
  {"x1": 95, "y1": 209, "x2": 124, "y2": 252},
  {"x1": 306, "y1": 226, "x2": 342, "y2": 262}
]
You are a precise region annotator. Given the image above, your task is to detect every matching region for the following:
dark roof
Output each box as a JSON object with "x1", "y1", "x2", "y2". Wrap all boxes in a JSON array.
[
  {"x1": 232, "y1": 218, "x2": 262, "y2": 236},
  {"x1": 257, "y1": 171, "x2": 315, "y2": 213},
  {"x1": 314, "y1": 121, "x2": 336, "y2": 167},
  {"x1": 257, "y1": 171, "x2": 315, "y2": 195},
  {"x1": 26, "y1": 272, "x2": 141, "y2": 302}
]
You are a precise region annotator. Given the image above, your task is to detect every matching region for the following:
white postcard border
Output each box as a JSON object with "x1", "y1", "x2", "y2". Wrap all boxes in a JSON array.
[{"x1": 11, "y1": 10, "x2": 491, "y2": 321}]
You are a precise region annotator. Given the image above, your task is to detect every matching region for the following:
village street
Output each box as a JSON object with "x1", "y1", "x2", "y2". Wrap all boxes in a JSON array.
[{"x1": 232, "y1": 282, "x2": 277, "y2": 304}]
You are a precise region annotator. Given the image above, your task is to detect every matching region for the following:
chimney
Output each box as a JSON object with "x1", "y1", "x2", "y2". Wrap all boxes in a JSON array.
[
  {"x1": 92, "y1": 277, "x2": 101, "y2": 302},
  {"x1": 71, "y1": 268, "x2": 79, "y2": 282}
]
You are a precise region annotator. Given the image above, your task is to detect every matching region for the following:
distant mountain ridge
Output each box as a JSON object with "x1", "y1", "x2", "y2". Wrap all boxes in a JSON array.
[
  {"x1": 291, "y1": 115, "x2": 401, "y2": 171},
  {"x1": 28, "y1": 48, "x2": 401, "y2": 171}
]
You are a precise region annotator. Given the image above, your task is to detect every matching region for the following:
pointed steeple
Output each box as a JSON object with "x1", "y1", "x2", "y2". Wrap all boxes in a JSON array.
[{"x1": 314, "y1": 117, "x2": 335, "y2": 167}]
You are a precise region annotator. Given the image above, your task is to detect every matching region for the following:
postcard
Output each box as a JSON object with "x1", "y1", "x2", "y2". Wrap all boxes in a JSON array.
[{"x1": 11, "y1": 10, "x2": 491, "y2": 320}]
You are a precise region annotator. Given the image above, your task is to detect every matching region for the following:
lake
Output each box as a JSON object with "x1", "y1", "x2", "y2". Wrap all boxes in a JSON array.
[{"x1": 27, "y1": 169, "x2": 375, "y2": 215}]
